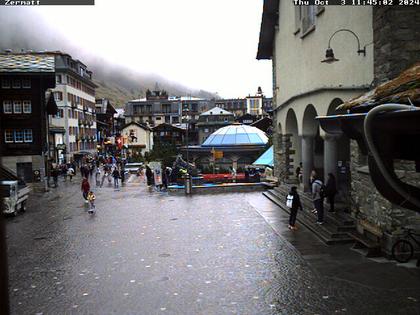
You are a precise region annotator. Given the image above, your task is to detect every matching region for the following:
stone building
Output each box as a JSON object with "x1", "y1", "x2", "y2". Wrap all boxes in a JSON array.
[{"x1": 258, "y1": 2, "x2": 420, "y2": 251}]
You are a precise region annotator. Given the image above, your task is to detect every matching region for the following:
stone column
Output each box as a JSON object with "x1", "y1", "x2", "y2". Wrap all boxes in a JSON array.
[
  {"x1": 324, "y1": 134, "x2": 340, "y2": 181},
  {"x1": 302, "y1": 135, "x2": 314, "y2": 192}
]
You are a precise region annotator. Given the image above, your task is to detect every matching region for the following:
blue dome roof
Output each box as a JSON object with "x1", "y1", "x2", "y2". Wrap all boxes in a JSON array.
[{"x1": 202, "y1": 124, "x2": 268, "y2": 147}]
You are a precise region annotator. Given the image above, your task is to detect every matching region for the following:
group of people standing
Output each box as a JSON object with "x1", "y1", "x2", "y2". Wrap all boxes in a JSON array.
[
  {"x1": 286, "y1": 167, "x2": 337, "y2": 230},
  {"x1": 144, "y1": 165, "x2": 172, "y2": 192}
]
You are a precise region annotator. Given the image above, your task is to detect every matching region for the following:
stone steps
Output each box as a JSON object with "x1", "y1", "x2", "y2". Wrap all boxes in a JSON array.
[{"x1": 263, "y1": 186, "x2": 356, "y2": 245}]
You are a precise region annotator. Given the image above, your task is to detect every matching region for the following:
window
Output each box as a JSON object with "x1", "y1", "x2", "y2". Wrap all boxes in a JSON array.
[
  {"x1": 24, "y1": 129, "x2": 33, "y2": 142},
  {"x1": 12, "y1": 79, "x2": 21, "y2": 89},
  {"x1": 301, "y1": 6, "x2": 316, "y2": 34},
  {"x1": 4, "y1": 130, "x2": 13, "y2": 143},
  {"x1": 14, "y1": 130, "x2": 24, "y2": 143},
  {"x1": 54, "y1": 91, "x2": 63, "y2": 101},
  {"x1": 23, "y1": 101, "x2": 31, "y2": 113},
  {"x1": 3, "y1": 101, "x2": 12, "y2": 114},
  {"x1": 13, "y1": 101, "x2": 22, "y2": 114},
  {"x1": 56, "y1": 75, "x2": 62, "y2": 84},
  {"x1": 1, "y1": 79, "x2": 10, "y2": 89},
  {"x1": 22, "y1": 79, "x2": 31, "y2": 88}
]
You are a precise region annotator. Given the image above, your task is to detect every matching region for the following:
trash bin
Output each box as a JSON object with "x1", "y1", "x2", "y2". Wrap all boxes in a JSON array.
[{"x1": 184, "y1": 173, "x2": 192, "y2": 195}]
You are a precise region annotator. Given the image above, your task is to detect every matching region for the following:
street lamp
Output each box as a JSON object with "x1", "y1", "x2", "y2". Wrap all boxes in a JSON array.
[{"x1": 321, "y1": 29, "x2": 368, "y2": 64}]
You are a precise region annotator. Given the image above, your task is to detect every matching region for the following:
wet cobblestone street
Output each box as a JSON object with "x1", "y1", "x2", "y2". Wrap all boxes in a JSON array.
[{"x1": 6, "y1": 176, "x2": 420, "y2": 315}]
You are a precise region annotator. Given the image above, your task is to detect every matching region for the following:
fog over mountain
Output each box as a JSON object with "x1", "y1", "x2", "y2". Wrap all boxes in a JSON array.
[{"x1": 0, "y1": 8, "x2": 218, "y2": 107}]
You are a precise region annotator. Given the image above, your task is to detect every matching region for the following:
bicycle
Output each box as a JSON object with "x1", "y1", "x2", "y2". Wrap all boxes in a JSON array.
[{"x1": 392, "y1": 228, "x2": 420, "y2": 265}]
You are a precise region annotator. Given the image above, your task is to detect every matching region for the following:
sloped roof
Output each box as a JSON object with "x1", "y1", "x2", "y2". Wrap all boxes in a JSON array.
[
  {"x1": 253, "y1": 146, "x2": 273, "y2": 167},
  {"x1": 121, "y1": 121, "x2": 152, "y2": 131},
  {"x1": 0, "y1": 54, "x2": 55, "y2": 73},
  {"x1": 256, "y1": 0, "x2": 279, "y2": 60},
  {"x1": 337, "y1": 63, "x2": 420, "y2": 111},
  {"x1": 200, "y1": 106, "x2": 234, "y2": 116}
]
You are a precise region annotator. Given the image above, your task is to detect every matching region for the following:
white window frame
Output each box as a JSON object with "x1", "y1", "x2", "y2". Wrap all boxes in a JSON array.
[
  {"x1": 4, "y1": 130, "x2": 13, "y2": 143},
  {"x1": 1, "y1": 79, "x2": 11, "y2": 89},
  {"x1": 12, "y1": 79, "x2": 21, "y2": 89},
  {"x1": 23, "y1": 100, "x2": 32, "y2": 114},
  {"x1": 13, "y1": 101, "x2": 22, "y2": 114},
  {"x1": 3, "y1": 100, "x2": 12, "y2": 114},
  {"x1": 14, "y1": 130, "x2": 24, "y2": 143},
  {"x1": 24, "y1": 129, "x2": 33, "y2": 143},
  {"x1": 22, "y1": 79, "x2": 31, "y2": 89}
]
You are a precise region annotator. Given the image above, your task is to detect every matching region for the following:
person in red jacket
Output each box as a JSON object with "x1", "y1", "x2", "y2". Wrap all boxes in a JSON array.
[{"x1": 81, "y1": 177, "x2": 90, "y2": 201}]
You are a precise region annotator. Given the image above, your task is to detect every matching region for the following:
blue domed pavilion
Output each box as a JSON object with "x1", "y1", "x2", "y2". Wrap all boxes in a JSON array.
[{"x1": 182, "y1": 124, "x2": 269, "y2": 171}]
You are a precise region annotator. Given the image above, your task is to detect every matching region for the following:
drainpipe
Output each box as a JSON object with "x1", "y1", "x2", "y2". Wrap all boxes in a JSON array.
[{"x1": 364, "y1": 103, "x2": 420, "y2": 209}]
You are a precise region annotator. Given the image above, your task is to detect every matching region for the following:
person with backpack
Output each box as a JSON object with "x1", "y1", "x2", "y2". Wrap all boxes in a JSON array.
[
  {"x1": 286, "y1": 186, "x2": 303, "y2": 230},
  {"x1": 67, "y1": 165, "x2": 75, "y2": 182},
  {"x1": 325, "y1": 173, "x2": 338, "y2": 213},
  {"x1": 312, "y1": 176, "x2": 325, "y2": 224}
]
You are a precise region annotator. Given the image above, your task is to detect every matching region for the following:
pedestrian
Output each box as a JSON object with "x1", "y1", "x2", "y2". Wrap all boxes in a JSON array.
[
  {"x1": 296, "y1": 162, "x2": 303, "y2": 184},
  {"x1": 154, "y1": 167, "x2": 163, "y2": 191},
  {"x1": 145, "y1": 165, "x2": 153, "y2": 187},
  {"x1": 120, "y1": 166, "x2": 126, "y2": 185},
  {"x1": 230, "y1": 166, "x2": 237, "y2": 183},
  {"x1": 112, "y1": 167, "x2": 120, "y2": 189},
  {"x1": 52, "y1": 168, "x2": 59, "y2": 188},
  {"x1": 67, "y1": 166, "x2": 75, "y2": 182},
  {"x1": 95, "y1": 167, "x2": 101, "y2": 186},
  {"x1": 87, "y1": 191, "x2": 96, "y2": 214},
  {"x1": 89, "y1": 163, "x2": 94, "y2": 177},
  {"x1": 325, "y1": 173, "x2": 338, "y2": 213},
  {"x1": 286, "y1": 186, "x2": 303, "y2": 230},
  {"x1": 71, "y1": 161, "x2": 77, "y2": 176},
  {"x1": 312, "y1": 176, "x2": 325, "y2": 224},
  {"x1": 100, "y1": 166, "x2": 108, "y2": 188},
  {"x1": 81, "y1": 177, "x2": 90, "y2": 202},
  {"x1": 62, "y1": 164, "x2": 68, "y2": 182}
]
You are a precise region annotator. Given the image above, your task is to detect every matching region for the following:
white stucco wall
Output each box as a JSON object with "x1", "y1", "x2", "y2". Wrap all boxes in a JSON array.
[
  {"x1": 274, "y1": 4, "x2": 374, "y2": 108},
  {"x1": 122, "y1": 124, "x2": 152, "y2": 153}
]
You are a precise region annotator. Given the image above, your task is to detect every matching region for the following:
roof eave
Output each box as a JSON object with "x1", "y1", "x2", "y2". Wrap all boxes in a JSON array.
[{"x1": 256, "y1": 0, "x2": 279, "y2": 60}]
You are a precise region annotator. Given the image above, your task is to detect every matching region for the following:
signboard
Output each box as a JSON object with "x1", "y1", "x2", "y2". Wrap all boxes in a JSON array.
[
  {"x1": 211, "y1": 149, "x2": 223, "y2": 159},
  {"x1": 56, "y1": 143, "x2": 66, "y2": 151}
]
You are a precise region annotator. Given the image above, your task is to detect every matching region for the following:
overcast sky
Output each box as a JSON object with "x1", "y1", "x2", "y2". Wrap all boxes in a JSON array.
[{"x1": 28, "y1": 0, "x2": 272, "y2": 98}]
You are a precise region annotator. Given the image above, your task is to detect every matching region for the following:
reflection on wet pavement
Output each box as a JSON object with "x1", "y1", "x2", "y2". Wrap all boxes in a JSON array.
[{"x1": 6, "y1": 175, "x2": 420, "y2": 314}]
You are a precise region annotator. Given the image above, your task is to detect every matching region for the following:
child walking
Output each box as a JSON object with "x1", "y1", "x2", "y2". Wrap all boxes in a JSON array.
[
  {"x1": 87, "y1": 191, "x2": 96, "y2": 214},
  {"x1": 286, "y1": 186, "x2": 303, "y2": 230}
]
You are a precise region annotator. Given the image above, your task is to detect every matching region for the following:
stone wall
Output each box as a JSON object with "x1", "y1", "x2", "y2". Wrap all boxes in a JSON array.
[
  {"x1": 373, "y1": 7, "x2": 420, "y2": 84},
  {"x1": 350, "y1": 140, "x2": 420, "y2": 236}
]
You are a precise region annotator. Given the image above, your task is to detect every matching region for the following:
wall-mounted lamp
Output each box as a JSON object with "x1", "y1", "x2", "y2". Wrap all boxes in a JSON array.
[{"x1": 321, "y1": 29, "x2": 368, "y2": 64}]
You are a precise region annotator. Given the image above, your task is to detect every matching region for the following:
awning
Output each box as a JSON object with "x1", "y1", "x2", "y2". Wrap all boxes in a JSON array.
[{"x1": 252, "y1": 146, "x2": 273, "y2": 167}]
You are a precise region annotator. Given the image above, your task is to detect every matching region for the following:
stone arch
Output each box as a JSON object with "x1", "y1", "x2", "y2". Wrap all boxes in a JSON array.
[
  {"x1": 285, "y1": 109, "x2": 301, "y2": 174},
  {"x1": 302, "y1": 104, "x2": 319, "y2": 137},
  {"x1": 301, "y1": 104, "x2": 324, "y2": 189},
  {"x1": 327, "y1": 98, "x2": 346, "y2": 116},
  {"x1": 325, "y1": 98, "x2": 351, "y2": 200}
]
